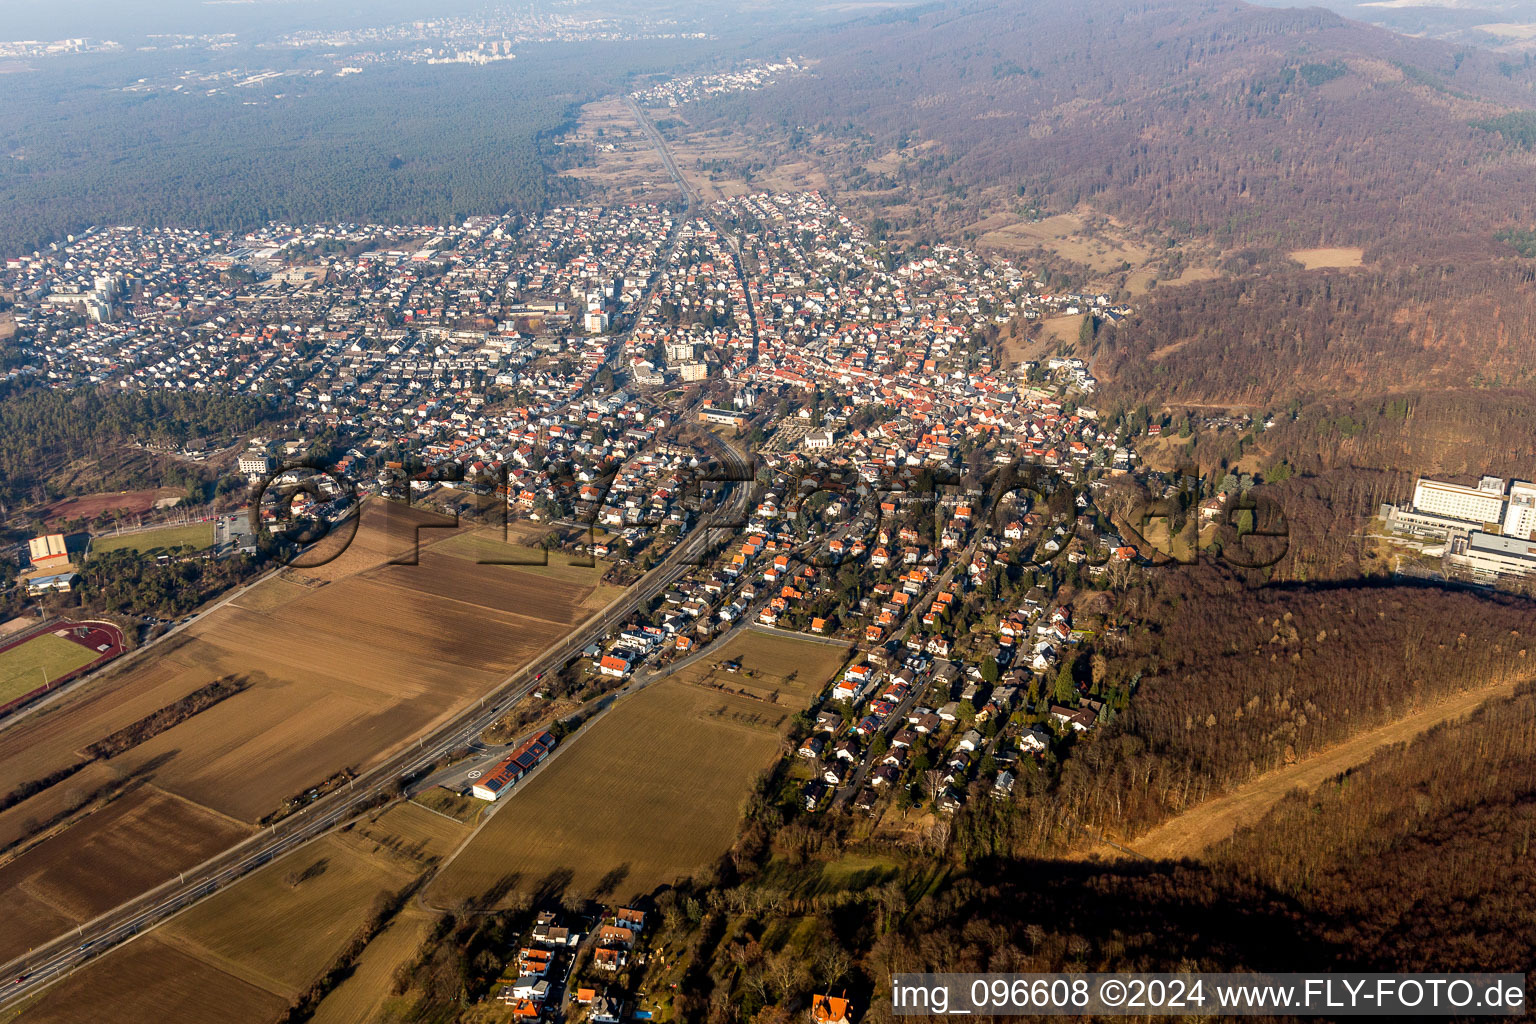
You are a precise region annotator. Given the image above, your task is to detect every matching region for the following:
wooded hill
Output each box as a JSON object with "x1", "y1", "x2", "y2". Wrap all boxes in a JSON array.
[{"x1": 730, "y1": 0, "x2": 1536, "y2": 256}]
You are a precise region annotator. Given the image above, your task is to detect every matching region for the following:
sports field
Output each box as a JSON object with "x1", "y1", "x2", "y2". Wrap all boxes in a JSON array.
[
  {"x1": 0, "y1": 633, "x2": 100, "y2": 706},
  {"x1": 90, "y1": 521, "x2": 214, "y2": 556}
]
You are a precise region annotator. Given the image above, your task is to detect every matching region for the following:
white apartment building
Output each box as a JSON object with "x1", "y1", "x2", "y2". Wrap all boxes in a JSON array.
[
  {"x1": 1503, "y1": 480, "x2": 1536, "y2": 540},
  {"x1": 1411, "y1": 476, "x2": 1507, "y2": 528},
  {"x1": 237, "y1": 453, "x2": 274, "y2": 477}
]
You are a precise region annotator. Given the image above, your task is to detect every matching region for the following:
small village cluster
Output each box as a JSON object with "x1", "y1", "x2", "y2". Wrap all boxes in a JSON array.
[
  {"x1": 630, "y1": 59, "x2": 809, "y2": 108},
  {"x1": 494, "y1": 907, "x2": 651, "y2": 1020}
]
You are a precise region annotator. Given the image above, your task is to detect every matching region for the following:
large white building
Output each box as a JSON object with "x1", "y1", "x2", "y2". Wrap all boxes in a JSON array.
[
  {"x1": 1451, "y1": 530, "x2": 1536, "y2": 581},
  {"x1": 1503, "y1": 480, "x2": 1536, "y2": 540},
  {"x1": 1411, "y1": 476, "x2": 1507, "y2": 528}
]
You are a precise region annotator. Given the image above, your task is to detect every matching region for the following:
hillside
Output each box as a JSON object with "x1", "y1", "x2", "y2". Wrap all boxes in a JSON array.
[{"x1": 707, "y1": 0, "x2": 1536, "y2": 261}]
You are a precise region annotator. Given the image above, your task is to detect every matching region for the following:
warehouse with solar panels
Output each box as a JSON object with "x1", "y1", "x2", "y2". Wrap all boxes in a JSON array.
[{"x1": 471, "y1": 730, "x2": 557, "y2": 801}]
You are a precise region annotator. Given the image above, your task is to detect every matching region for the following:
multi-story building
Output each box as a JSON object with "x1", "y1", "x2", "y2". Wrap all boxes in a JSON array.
[
  {"x1": 1411, "y1": 476, "x2": 1507, "y2": 528},
  {"x1": 1503, "y1": 480, "x2": 1536, "y2": 540}
]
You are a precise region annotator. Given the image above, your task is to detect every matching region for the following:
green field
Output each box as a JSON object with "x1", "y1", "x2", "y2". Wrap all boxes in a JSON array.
[
  {"x1": 0, "y1": 633, "x2": 99, "y2": 704},
  {"x1": 91, "y1": 522, "x2": 214, "y2": 556}
]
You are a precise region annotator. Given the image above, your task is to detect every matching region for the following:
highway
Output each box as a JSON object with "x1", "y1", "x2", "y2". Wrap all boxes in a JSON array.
[{"x1": 0, "y1": 436, "x2": 752, "y2": 1010}]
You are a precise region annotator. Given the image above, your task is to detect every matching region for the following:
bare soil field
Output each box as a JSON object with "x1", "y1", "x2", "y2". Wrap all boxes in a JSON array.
[
  {"x1": 7, "y1": 936, "x2": 286, "y2": 1024},
  {"x1": 0, "y1": 761, "x2": 121, "y2": 853},
  {"x1": 227, "y1": 573, "x2": 312, "y2": 613},
  {"x1": 105, "y1": 565, "x2": 589, "y2": 823},
  {"x1": 1119, "y1": 673, "x2": 1525, "y2": 861},
  {"x1": 0, "y1": 786, "x2": 250, "y2": 962},
  {"x1": 158, "y1": 833, "x2": 415, "y2": 998},
  {"x1": 0, "y1": 640, "x2": 229, "y2": 803},
  {"x1": 435, "y1": 529, "x2": 626, "y2": 606},
  {"x1": 669, "y1": 630, "x2": 850, "y2": 705},
  {"x1": 1289, "y1": 246, "x2": 1365, "y2": 269},
  {"x1": 429, "y1": 678, "x2": 796, "y2": 907},
  {"x1": 38, "y1": 488, "x2": 183, "y2": 526},
  {"x1": 0, "y1": 500, "x2": 603, "y2": 964}
]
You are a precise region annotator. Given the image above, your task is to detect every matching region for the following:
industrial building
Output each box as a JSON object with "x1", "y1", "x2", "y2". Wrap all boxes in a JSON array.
[
  {"x1": 27, "y1": 534, "x2": 70, "y2": 569},
  {"x1": 470, "y1": 730, "x2": 556, "y2": 801}
]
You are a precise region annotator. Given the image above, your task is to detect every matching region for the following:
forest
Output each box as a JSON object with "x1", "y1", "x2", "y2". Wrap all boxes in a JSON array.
[
  {"x1": 0, "y1": 385, "x2": 277, "y2": 510},
  {"x1": 1090, "y1": 262, "x2": 1536, "y2": 407},
  {"x1": 696, "y1": 0, "x2": 1536, "y2": 260},
  {"x1": 0, "y1": 40, "x2": 708, "y2": 253}
]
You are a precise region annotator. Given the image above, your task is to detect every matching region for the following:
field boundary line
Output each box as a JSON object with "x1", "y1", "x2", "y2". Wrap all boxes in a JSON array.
[{"x1": 405, "y1": 798, "x2": 467, "y2": 825}]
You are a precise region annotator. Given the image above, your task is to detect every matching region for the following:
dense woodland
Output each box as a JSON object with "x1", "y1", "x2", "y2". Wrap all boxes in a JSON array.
[
  {"x1": 0, "y1": 385, "x2": 276, "y2": 511},
  {"x1": 701, "y1": 0, "x2": 1536, "y2": 260},
  {"x1": 1092, "y1": 263, "x2": 1536, "y2": 406},
  {"x1": 0, "y1": 41, "x2": 707, "y2": 253}
]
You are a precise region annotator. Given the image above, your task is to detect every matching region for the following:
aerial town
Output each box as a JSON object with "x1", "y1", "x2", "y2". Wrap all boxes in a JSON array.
[{"x1": 0, "y1": 189, "x2": 1143, "y2": 816}]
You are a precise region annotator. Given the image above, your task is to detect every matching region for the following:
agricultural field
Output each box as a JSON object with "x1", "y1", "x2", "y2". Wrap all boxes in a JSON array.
[
  {"x1": 435, "y1": 527, "x2": 626, "y2": 605},
  {"x1": 157, "y1": 833, "x2": 417, "y2": 998},
  {"x1": 308, "y1": 906, "x2": 437, "y2": 1024},
  {"x1": 7, "y1": 801, "x2": 468, "y2": 1024},
  {"x1": 430, "y1": 667, "x2": 818, "y2": 908},
  {"x1": 0, "y1": 761, "x2": 120, "y2": 853},
  {"x1": 0, "y1": 500, "x2": 607, "y2": 966},
  {"x1": 347, "y1": 799, "x2": 471, "y2": 869},
  {"x1": 7, "y1": 936, "x2": 287, "y2": 1024},
  {"x1": 0, "y1": 786, "x2": 251, "y2": 963},
  {"x1": 668, "y1": 629, "x2": 851, "y2": 705},
  {"x1": 89, "y1": 521, "x2": 214, "y2": 556},
  {"x1": 0, "y1": 633, "x2": 99, "y2": 706}
]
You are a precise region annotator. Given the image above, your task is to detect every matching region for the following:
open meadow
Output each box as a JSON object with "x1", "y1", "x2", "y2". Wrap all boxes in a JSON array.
[
  {"x1": 429, "y1": 632, "x2": 847, "y2": 907},
  {"x1": 667, "y1": 629, "x2": 850, "y2": 705},
  {"x1": 1289, "y1": 246, "x2": 1365, "y2": 269}
]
